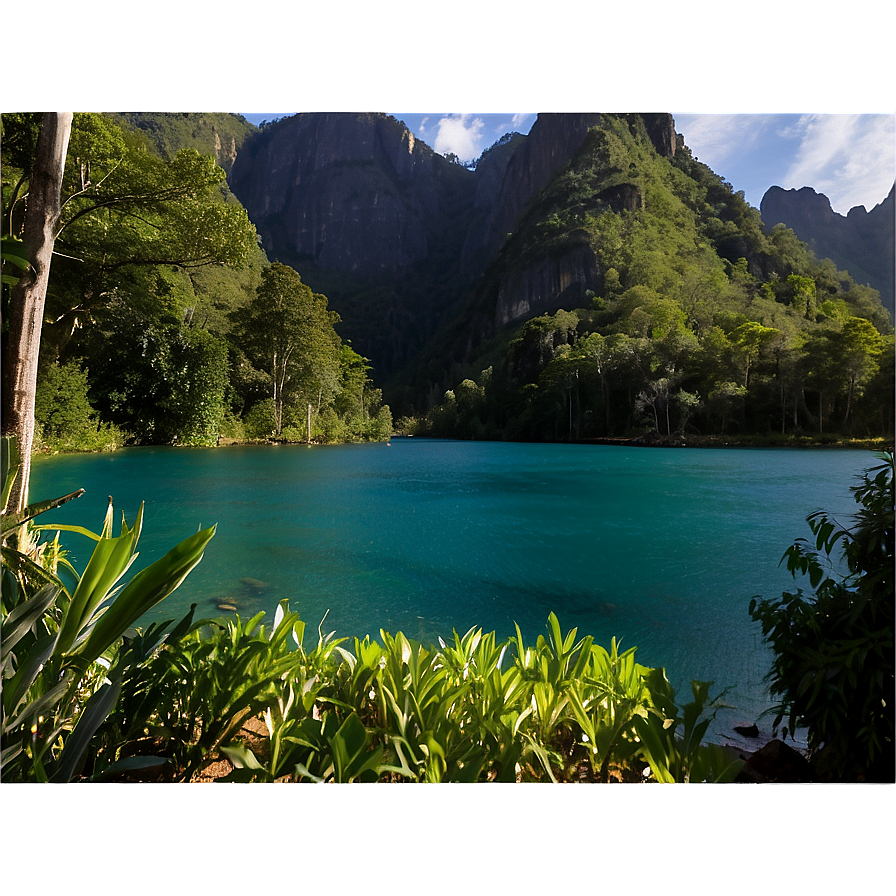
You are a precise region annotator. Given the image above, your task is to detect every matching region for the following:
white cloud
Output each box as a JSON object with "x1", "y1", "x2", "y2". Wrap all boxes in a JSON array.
[
  {"x1": 432, "y1": 114, "x2": 486, "y2": 161},
  {"x1": 674, "y1": 114, "x2": 773, "y2": 168},
  {"x1": 783, "y1": 114, "x2": 895, "y2": 214}
]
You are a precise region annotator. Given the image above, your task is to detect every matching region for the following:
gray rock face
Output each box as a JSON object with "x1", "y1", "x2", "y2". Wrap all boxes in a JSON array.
[
  {"x1": 495, "y1": 241, "x2": 601, "y2": 327},
  {"x1": 639, "y1": 113, "x2": 677, "y2": 159},
  {"x1": 479, "y1": 113, "x2": 605, "y2": 260},
  {"x1": 212, "y1": 130, "x2": 239, "y2": 173},
  {"x1": 230, "y1": 113, "x2": 463, "y2": 277},
  {"x1": 598, "y1": 182, "x2": 644, "y2": 213}
]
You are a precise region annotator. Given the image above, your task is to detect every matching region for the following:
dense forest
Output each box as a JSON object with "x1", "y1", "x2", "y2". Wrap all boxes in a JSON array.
[
  {"x1": 2, "y1": 111, "x2": 893, "y2": 455},
  {"x1": 392, "y1": 116, "x2": 894, "y2": 442},
  {"x1": 1, "y1": 112, "x2": 392, "y2": 454}
]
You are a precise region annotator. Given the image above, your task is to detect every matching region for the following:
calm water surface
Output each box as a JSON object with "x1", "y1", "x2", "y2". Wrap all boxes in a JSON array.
[{"x1": 31, "y1": 440, "x2": 875, "y2": 744}]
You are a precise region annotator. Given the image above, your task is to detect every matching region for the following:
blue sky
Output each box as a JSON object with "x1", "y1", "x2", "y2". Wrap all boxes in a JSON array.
[{"x1": 239, "y1": 112, "x2": 894, "y2": 217}]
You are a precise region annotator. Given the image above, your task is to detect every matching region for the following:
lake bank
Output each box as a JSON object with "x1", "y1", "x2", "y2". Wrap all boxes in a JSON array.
[
  {"x1": 33, "y1": 430, "x2": 892, "y2": 457},
  {"x1": 574, "y1": 432, "x2": 891, "y2": 449}
]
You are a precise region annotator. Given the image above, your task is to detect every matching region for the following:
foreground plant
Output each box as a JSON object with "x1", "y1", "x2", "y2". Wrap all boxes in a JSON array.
[
  {"x1": 1, "y1": 435, "x2": 215, "y2": 781},
  {"x1": 211, "y1": 609, "x2": 738, "y2": 784},
  {"x1": 749, "y1": 450, "x2": 894, "y2": 781}
]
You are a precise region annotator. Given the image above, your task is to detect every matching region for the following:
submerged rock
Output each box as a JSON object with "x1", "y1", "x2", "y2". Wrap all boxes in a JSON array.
[
  {"x1": 733, "y1": 722, "x2": 760, "y2": 738},
  {"x1": 240, "y1": 577, "x2": 269, "y2": 591}
]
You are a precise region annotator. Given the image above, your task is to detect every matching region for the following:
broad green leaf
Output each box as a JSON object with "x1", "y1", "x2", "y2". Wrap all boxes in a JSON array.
[
  {"x1": 50, "y1": 677, "x2": 123, "y2": 782},
  {"x1": 3, "y1": 630, "x2": 61, "y2": 720},
  {"x1": 632, "y1": 715, "x2": 677, "y2": 783},
  {"x1": 91, "y1": 755, "x2": 171, "y2": 781},
  {"x1": 75, "y1": 524, "x2": 215, "y2": 665},
  {"x1": 56, "y1": 504, "x2": 145, "y2": 655},
  {"x1": 1, "y1": 435, "x2": 21, "y2": 509},
  {"x1": 330, "y1": 712, "x2": 375, "y2": 782},
  {"x1": 1, "y1": 583, "x2": 60, "y2": 655},
  {"x1": 1, "y1": 740, "x2": 24, "y2": 770},
  {"x1": 32, "y1": 522, "x2": 104, "y2": 542},
  {"x1": 221, "y1": 742, "x2": 264, "y2": 771},
  {"x1": 1, "y1": 546, "x2": 68, "y2": 596},
  {"x1": 5, "y1": 676, "x2": 71, "y2": 735},
  {"x1": 1, "y1": 236, "x2": 30, "y2": 272},
  {"x1": 294, "y1": 761, "x2": 328, "y2": 783},
  {"x1": 1, "y1": 489, "x2": 85, "y2": 536}
]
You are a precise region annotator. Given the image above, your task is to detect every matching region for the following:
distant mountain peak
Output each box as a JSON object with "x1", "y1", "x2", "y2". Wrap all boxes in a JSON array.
[{"x1": 761, "y1": 183, "x2": 894, "y2": 313}]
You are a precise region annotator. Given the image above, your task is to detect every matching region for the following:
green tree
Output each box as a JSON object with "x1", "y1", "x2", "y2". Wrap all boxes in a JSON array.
[
  {"x1": 4, "y1": 113, "x2": 257, "y2": 362},
  {"x1": 801, "y1": 330, "x2": 838, "y2": 434},
  {"x1": 231, "y1": 263, "x2": 342, "y2": 437},
  {"x1": 831, "y1": 317, "x2": 884, "y2": 429},
  {"x1": 787, "y1": 273, "x2": 818, "y2": 321},
  {"x1": 728, "y1": 320, "x2": 780, "y2": 388},
  {"x1": 87, "y1": 306, "x2": 229, "y2": 446},
  {"x1": 705, "y1": 382, "x2": 746, "y2": 433},
  {"x1": 34, "y1": 360, "x2": 124, "y2": 451}
]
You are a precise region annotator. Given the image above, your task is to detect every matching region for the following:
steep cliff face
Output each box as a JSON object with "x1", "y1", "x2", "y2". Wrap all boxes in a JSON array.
[
  {"x1": 230, "y1": 113, "x2": 474, "y2": 277},
  {"x1": 638, "y1": 113, "x2": 677, "y2": 159},
  {"x1": 761, "y1": 184, "x2": 895, "y2": 313},
  {"x1": 459, "y1": 132, "x2": 525, "y2": 275},
  {"x1": 478, "y1": 114, "x2": 605, "y2": 260},
  {"x1": 494, "y1": 238, "x2": 600, "y2": 326}
]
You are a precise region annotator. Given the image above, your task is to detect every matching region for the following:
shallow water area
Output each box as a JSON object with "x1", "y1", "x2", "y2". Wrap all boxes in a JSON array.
[{"x1": 31, "y1": 438, "x2": 875, "y2": 747}]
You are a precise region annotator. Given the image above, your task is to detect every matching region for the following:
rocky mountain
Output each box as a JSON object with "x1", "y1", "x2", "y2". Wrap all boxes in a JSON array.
[
  {"x1": 229, "y1": 113, "x2": 482, "y2": 376},
  {"x1": 760, "y1": 184, "x2": 895, "y2": 314},
  {"x1": 227, "y1": 112, "x2": 679, "y2": 388}
]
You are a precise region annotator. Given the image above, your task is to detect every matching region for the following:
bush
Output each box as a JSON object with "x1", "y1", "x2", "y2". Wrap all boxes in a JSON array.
[
  {"x1": 243, "y1": 399, "x2": 277, "y2": 439},
  {"x1": 749, "y1": 450, "x2": 894, "y2": 781},
  {"x1": 34, "y1": 361, "x2": 125, "y2": 452},
  {"x1": 219, "y1": 409, "x2": 246, "y2": 441}
]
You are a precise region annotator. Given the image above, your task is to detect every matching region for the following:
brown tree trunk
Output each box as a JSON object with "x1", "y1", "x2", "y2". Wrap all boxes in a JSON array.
[{"x1": 1, "y1": 113, "x2": 73, "y2": 512}]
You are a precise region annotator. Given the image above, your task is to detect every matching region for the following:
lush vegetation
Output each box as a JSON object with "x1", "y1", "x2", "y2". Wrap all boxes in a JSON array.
[
  {"x1": 1, "y1": 112, "x2": 391, "y2": 455},
  {"x1": 750, "y1": 450, "x2": 894, "y2": 781},
  {"x1": 396, "y1": 116, "x2": 893, "y2": 443}
]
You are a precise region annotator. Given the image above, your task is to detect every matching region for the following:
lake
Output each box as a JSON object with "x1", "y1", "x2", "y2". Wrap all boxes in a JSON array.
[{"x1": 30, "y1": 439, "x2": 876, "y2": 747}]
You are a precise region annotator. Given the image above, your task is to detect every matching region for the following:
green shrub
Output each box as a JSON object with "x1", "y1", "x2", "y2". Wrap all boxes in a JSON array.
[
  {"x1": 243, "y1": 399, "x2": 277, "y2": 439},
  {"x1": 34, "y1": 362, "x2": 125, "y2": 452},
  {"x1": 219, "y1": 409, "x2": 246, "y2": 441}
]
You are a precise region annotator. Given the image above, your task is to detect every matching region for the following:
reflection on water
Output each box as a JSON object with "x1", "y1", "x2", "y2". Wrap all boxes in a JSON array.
[{"x1": 32, "y1": 439, "x2": 873, "y2": 745}]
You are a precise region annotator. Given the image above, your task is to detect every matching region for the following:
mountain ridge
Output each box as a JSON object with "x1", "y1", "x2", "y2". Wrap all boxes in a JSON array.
[
  {"x1": 226, "y1": 112, "x2": 687, "y2": 388},
  {"x1": 760, "y1": 183, "x2": 894, "y2": 314}
]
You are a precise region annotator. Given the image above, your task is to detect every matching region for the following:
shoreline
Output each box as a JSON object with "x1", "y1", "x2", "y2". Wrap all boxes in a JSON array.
[
  {"x1": 571, "y1": 433, "x2": 891, "y2": 450},
  {"x1": 34, "y1": 432, "x2": 892, "y2": 458}
]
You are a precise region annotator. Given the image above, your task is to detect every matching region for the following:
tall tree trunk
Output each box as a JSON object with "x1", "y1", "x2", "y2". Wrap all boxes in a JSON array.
[{"x1": 2, "y1": 113, "x2": 73, "y2": 512}]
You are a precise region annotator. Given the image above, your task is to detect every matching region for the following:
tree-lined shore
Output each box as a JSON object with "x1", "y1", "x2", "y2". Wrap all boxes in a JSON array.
[{"x1": 2, "y1": 113, "x2": 391, "y2": 480}]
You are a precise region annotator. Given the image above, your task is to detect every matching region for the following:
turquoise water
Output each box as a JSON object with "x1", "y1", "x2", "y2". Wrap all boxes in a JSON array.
[{"x1": 30, "y1": 439, "x2": 875, "y2": 744}]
